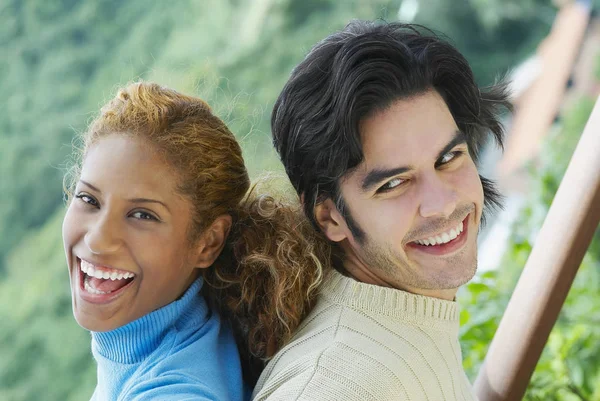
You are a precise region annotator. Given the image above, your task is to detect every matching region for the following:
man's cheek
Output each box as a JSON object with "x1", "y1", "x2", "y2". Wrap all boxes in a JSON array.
[
  {"x1": 375, "y1": 204, "x2": 410, "y2": 240},
  {"x1": 456, "y1": 165, "x2": 483, "y2": 201}
]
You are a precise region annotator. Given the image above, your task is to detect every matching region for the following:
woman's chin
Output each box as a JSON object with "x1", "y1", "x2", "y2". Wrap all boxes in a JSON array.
[
  {"x1": 72, "y1": 303, "x2": 122, "y2": 332},
  {"x1": 73, "y1": 312, "x2": 99, "y2": 332},
  {"x1": 70, "y1": 280, "x2": 134, "y2": 332}
]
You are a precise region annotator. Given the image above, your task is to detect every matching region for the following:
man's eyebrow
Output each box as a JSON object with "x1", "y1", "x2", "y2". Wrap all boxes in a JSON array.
[
  {"x1": 359, "y1": 130, "x2": 467, "y2": 193},
  {"x1": 361, "y1": 165, "x2": 412, "y2": 193},
  {"x1": 435, "y1": 130, "x2": 467, "y2": 162}
]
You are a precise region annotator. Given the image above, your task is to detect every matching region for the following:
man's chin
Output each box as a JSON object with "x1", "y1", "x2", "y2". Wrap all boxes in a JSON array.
[{"x1": 414, "y1": 253, "x2": 478, "y2": 290}]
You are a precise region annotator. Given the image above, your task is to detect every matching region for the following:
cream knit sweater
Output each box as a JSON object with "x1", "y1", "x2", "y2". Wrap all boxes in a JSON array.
[{"x1": 252, "y1": 269, "x2": 478, "y2": 401}]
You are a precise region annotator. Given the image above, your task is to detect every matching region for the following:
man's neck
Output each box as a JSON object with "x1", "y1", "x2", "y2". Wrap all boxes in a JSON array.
[{"x1": 344, "y1": 267, "x2": 458, "y2": 301}]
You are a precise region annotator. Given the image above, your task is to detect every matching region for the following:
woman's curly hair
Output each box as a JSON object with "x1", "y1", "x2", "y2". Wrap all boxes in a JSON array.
[
  {"x1": 207, "y1": 189, "x2": 331, "y2": 383},
  {"x1": 64, "y1": 81, "x2": 332, "y2": 384}
]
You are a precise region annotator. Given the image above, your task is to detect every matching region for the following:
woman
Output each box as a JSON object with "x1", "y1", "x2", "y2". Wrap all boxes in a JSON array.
[{"x1": 62, "y1": 82, "x2": 330, "y2": 400}]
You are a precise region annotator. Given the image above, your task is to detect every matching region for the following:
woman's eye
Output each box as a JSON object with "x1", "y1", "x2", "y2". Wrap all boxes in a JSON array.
[
  {"x1": 130, "y1": 211, "x2": 159, "y2": 221},
  {"x1": 378, "y1": 177, "x2": 405, "y2": 193},
  {"x1": 75, "y1": 193, "x2": 99, "y2": 207}
]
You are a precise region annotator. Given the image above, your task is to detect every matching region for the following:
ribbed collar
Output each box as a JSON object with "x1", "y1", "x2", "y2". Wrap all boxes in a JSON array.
[
  {"x1": 91, "y1": 277, "x2": 207, "y2": 364},
  {"x1": 320, "y1": 269, "x2": 459, "y2": 330}
]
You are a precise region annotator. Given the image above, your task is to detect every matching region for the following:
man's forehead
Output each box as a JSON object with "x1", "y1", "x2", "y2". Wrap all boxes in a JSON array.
[{"x1": 358, "y1": 92, "x2": 458, "y2": 157}]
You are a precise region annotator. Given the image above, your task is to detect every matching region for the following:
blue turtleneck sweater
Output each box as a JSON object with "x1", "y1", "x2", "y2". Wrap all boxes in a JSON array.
[{"x1": 89, "y1": 277, "x2": 247, "y2": 400}]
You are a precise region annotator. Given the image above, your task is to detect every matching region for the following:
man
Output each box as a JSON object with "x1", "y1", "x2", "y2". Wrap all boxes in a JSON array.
[{"x1": 252, "y1": 20, "x2": 511, "y2": 401}]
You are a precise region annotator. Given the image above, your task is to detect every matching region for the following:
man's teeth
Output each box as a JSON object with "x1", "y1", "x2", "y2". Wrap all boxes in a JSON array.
[
  {"x1": 415, "y1": 221, "x2": 464, "y2": 246},
  {"x1": 80, "y1": 259, "x2": 134, "y2": 280}
]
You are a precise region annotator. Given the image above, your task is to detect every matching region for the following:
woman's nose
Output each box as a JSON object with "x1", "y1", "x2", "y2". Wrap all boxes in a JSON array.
[{"x1": 84, "y1": 214, "x2": 123, "y2": 255}]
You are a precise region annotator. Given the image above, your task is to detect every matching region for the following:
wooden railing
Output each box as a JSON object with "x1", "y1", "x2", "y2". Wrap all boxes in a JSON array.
[{"x1": 474, "y1": 95, "x2": 600, "y2": 401}]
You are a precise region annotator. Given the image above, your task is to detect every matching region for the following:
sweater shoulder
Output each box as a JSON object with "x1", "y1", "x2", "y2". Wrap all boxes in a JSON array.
[
  {"x1": 252, "y1": 302, "x2": 415, "y2": 401},
  {"x1": 121, "y1": 373, "x2": 219, "y2": 400},
  {"x1": 252, "y1": 339, "x2": 414, "y2": 401},
  {"x1": 119, "y1": 314, "x2": 245, "y2": 400},
  {"x1": 253, "y1": 297, "x2": 473, "y2": 401}
]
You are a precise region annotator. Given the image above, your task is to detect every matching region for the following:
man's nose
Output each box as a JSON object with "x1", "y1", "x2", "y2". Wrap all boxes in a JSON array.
[
  {"x1": 84, "y1": 213, "x2": 123, "y2": 255},
  {"x1": 418, "y1": 173, "x2": 458, "y2": 219}
]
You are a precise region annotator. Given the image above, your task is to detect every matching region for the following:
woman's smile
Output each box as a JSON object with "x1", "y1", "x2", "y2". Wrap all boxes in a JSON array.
[{"x1": 75, "y1": 257, "x2": 137, "y2": 304}]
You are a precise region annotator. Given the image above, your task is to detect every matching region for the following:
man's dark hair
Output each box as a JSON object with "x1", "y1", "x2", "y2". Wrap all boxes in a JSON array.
[{"x1": 272, "y1": 20, "x2": 512, "y2": 240}]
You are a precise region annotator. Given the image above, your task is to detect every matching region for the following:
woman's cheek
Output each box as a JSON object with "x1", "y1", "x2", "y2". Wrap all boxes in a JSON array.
[{"x1": 62, "y1": 205, "x2": 82, "y2": 245}]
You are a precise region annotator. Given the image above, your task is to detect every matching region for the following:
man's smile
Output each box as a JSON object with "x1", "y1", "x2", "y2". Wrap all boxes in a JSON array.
[
  {"x1": 412, "y1": 220, "x2": 464, "y2": 246},
  {"x1": 407, "y1": 214, "x2": 471, "y2": 256}
]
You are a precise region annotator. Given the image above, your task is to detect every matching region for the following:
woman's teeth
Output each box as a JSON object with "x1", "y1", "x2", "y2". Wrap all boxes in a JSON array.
[
  {"x1": 80, "y1": 259, "x2": 135, "y2": 280},
  {"x1": 84, "y1": 278, "x2": 110, "y2": 295},
  {"x1": 415, "y1": 221, "x2": 464, "y2": 246}
]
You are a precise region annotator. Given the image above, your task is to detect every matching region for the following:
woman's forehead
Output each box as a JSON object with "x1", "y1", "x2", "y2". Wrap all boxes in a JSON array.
[{"x1": 81, "y1": 135, "x2": 180, "y2": 200}]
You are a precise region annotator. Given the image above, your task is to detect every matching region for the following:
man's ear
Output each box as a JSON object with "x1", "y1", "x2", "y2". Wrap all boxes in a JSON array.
[
  {"x1": 193, "y1": 215, "x2": 232, "y2": 269},
  {"x1": 314, "y1": 198, "x2": 349, "y2": 243}
]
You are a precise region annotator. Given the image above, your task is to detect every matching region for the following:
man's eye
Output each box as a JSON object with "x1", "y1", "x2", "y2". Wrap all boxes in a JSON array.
[
  {"x1": 439, "y1": 150, "x2": 464, "y2": 166},
  {"x1": 75, "y1": 193, "x2": 99, "y2": 207},
  {"x1": 130, "y1": 211, "x2": 159, "y2": 221},
  {"x1": 378, "y1": 177, "x2": 405, "y2": 193}
]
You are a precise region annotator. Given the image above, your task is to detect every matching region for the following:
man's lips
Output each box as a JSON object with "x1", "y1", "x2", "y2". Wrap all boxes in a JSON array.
[{"x1": 407, "y1": 214, "x2": 470, "y2": 256}]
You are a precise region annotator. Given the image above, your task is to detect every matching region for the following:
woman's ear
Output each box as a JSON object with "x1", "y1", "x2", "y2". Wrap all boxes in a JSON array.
[
  {"x1": 193, "y1": 215, "x2": 232, "y2": 268},
  {"x1": 314, "y1": 198, "x2": 348, "y2": 243}
]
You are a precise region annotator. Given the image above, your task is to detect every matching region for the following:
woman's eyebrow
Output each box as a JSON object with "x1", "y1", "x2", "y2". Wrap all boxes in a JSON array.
[
  {"x1": 79, "y1": 180, "x2": 101, "y2": 192},
  {"x1": 127, "y1": 198, "x2": 170, "y2": 212},
  {"x1": 79, "y1": 180, "x2": 170, "y2": 212}
]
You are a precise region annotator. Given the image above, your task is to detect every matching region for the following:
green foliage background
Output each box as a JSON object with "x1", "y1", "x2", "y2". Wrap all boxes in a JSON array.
[
  {"x1": 0, "y1": 0, "x2": 598, "y2": 399},
  {"x1": 460, "y1": 98, "x2": 600, "y2": 401}
]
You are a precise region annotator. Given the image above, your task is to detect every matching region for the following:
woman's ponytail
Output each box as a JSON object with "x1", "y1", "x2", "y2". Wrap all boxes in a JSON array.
[{"x1": 204, "y1": 188, "x2": 332, "y2": 385}]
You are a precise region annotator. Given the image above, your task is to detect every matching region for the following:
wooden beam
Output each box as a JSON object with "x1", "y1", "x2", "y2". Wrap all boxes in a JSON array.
[
  {"x1": 474, "y1": 95, "x2": 600, "y2": 401},
  {"x1": 498, "y1": 1, "x2": 591, "y2": 179}
]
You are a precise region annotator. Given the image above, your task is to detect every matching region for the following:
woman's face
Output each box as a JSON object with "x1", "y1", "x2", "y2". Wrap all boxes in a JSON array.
[{"x1": 63, "y1": 134, "x2": 203, "y2": 332}]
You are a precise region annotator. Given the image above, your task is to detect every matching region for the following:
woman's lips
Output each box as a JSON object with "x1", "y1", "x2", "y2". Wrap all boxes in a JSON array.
[{"x1": 76, "y1": 258, "x2": 136, "y2": 305}]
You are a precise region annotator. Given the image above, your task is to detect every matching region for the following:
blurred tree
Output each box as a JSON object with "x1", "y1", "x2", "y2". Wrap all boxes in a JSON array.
[{"x1": 412, "y1": 0, "x2": 556, "y2": 85}]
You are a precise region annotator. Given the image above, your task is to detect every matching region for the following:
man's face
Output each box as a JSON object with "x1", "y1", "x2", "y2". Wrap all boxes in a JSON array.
[{"x1": 330, "y1": 90, "x2": 484, "y2": 299}]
